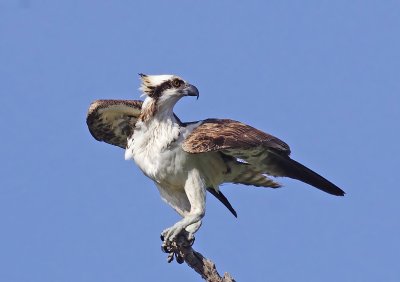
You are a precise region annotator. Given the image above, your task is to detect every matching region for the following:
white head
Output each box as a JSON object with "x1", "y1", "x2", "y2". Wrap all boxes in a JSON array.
[{"x1": 138, "y1": 74, "x2": 199, "y2": 120}]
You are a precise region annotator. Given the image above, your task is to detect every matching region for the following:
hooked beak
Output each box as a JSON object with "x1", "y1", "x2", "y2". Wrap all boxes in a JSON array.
[{"x1": 185, "y1": 84, "x2": 199, "y2": 100}]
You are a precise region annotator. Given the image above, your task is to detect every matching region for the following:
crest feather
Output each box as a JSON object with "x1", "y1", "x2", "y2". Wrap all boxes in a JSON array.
[{"x1": 138, "y1": 74, "x2": 176, "y2": 95}]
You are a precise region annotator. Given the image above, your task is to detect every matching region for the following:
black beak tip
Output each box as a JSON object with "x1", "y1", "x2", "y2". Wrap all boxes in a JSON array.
[{"x1": 186, "y1": 84, "x2": 200, "y2": 100}]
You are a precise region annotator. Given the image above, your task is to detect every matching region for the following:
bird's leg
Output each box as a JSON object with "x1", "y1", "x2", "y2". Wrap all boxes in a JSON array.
[
  {"x1": 161, "y1": 169, "x2": 206, "y2": 242},
  {"x1": 160, "y1": 169, "x2": 206, "y2": 262},
  {"x1": 160, "y1": 220, "x2": 200, "y2": 250},
  {"x1": 161, "y1": 211, "x2": 204, "y2": 242},
  {"x1": 185, "y1": 220, "x2": 202, "y2": 242}
]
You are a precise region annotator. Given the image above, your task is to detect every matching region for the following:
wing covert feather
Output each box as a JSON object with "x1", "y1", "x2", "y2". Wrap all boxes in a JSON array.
[
  {"x1": 182, "y1": 119, "x2": 291, "y2": 154},
  {"x1": 86, "y1": 99, "x2": 143, "y2": 148}
]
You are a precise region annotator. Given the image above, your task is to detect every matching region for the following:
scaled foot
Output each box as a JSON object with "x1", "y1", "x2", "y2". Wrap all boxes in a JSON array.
[{"x1": 160, "y1": 230, "x2": 195, "y2": 264}]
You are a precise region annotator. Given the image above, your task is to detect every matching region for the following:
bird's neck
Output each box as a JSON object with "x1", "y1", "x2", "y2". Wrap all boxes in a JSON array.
[{"x1": 139, "y1": 97, "x2": 177, "y2": 124}]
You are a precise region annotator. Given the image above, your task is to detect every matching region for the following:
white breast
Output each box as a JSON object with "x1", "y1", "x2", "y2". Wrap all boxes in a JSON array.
[
  {"x1": 125, "y1": 118, "x2": 225, "y2": 190},
  {"x1": 125, "y1": 118, "x2": 187, "y2": 186}
]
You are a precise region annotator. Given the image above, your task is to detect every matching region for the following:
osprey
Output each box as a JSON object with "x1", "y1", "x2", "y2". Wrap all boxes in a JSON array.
[{"x1": 87, "y1": 74, "x2": 344, "y2": 246}]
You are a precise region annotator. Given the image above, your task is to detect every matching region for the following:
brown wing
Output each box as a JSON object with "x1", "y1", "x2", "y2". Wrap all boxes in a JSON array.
[
  {"x1": 182, "y1": 119, "x2": 291, "y2": 155},
  {"x1": 182, "y1": 119, "x2": 344, "y2": 196},
  {"x1": 86, "y1": 99, "x2": 143, "y2": 148}
]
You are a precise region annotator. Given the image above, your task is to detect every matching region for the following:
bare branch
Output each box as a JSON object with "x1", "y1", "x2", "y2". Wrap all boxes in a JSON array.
[{"x1": 164, "y1": 235, "x2": 236, "y2": 282}]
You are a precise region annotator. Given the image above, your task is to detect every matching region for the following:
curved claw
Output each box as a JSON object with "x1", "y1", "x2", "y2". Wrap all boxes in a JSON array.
[
  {"x1": 188, "y1": 236, "x2": 195, "y2": 246},
  {"x1": 161, "y1": 227, "x2": 196, "y2": 264},
  {"x1": 167, "y1": 252, "x2": 174, "y2": 263},
  {"x1": 161, "y1": 244, "x2": 170, "y2": 253},
  {"x1": 175, "y1": 253, "x2": 184, "y2": 264}
]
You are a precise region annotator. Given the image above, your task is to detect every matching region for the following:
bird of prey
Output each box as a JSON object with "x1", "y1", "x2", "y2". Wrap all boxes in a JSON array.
[{"x1": 87, "y1": 74, "x2": 344, "y2": 247}]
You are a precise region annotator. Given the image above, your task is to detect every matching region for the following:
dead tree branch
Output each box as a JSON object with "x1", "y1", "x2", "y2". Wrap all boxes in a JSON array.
[{"x1": 163, "y1": 234, "x2": 236, "y2": 282}]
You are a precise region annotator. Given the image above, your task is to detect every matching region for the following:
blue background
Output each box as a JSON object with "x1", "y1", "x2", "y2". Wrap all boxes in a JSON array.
[{"x1": 1, "y1": 1, "x2": 399, "y2": 281}]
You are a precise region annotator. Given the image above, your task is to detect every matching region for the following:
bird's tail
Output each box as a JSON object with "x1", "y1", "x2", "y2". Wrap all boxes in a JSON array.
[
  {"x1": 231, "y1": 170, "x2": 281, "y2": 188},
  {"x1": 224, "y1": 159, "x2": 281, "y2": 188}
]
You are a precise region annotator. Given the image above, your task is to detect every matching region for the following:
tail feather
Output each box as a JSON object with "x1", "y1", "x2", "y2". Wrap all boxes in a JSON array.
[
  {"x1": 232, "y1": 171, "x2": 281, "y2": 188},
  {"x1": 222, "y1": 153, "x2": 281, "y2": 188}
]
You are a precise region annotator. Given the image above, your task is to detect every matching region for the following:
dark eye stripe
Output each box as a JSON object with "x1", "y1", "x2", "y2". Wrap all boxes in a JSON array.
[
  {"x1": 149, "y1": 81, "x2": 170, "y2": 98},
  {"x1": 149, "y1": 78, "x2": 184, "y2": 99}
]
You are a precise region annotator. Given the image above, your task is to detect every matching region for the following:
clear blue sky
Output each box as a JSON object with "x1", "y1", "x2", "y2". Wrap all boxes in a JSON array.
[{"x1": 1, "y1": 1, "x2": 399, "y2": 281}]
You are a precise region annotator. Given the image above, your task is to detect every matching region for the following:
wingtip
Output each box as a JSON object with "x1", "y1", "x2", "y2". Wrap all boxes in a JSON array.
[
  {"x1": 329, "y1": 187, "x2": 346, "y2": 196},
  {"x1": 337, "y1": 190, "x2": 346, "y2": 197},
  {"x1": 233, "y1": 210, "x2": 238, "y2": 218},
  {"x1": 207, "y1": 188, "x2": 238, "y2": 218}
]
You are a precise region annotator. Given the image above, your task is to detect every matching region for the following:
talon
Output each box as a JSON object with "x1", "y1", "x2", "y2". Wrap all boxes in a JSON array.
[
  {"x1": 161, "y1": 245, "x2": 169, "y2": 253},
  {"x1": 175, "y1": 253, "x2": 184, "y2": 264},
  {"x1": 167, "y1": 252, "x2": 174, "y2": 263}
]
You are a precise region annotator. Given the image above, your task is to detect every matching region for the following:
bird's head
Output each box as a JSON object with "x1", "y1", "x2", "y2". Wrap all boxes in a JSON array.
[
  {"x1": 138, "y1": 74, "x2": 199, "y2": 121},
  {"x1": 139, "y1": 73, "x2": 199, "y2": 103}
]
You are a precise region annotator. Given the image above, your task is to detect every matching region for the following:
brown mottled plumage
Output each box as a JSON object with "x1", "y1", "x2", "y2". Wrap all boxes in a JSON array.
[
  {"x1": 86, "y1": 99, "x2": 142, "y2": 148},
  {"x1": 182, "y1": 119, "x2": 290, "y2": 154},
  {"x1": 138, "y1": 99, "x2": 157, "y2": 122}
]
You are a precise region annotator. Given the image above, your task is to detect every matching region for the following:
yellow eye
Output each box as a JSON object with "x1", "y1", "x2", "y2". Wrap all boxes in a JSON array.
[{"x1": 172, "y1": 79, "x2": 182, "y2": 88}]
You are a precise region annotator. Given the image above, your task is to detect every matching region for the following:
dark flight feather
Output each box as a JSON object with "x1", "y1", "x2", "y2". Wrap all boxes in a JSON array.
[
  {"x1": 207, "y1": 188, "x2": 237, "y2": 217},
  {"x1": 265, "y1": 149, "x2": 345, "y2": 196}
]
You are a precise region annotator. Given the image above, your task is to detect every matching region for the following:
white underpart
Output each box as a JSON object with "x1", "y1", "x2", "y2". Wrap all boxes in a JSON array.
[{"x1": 125, "y1": 93, "x2": 224, "y2": 240}]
